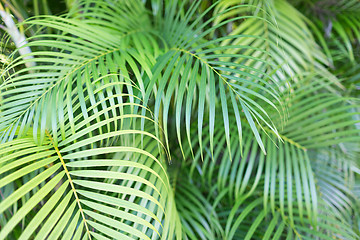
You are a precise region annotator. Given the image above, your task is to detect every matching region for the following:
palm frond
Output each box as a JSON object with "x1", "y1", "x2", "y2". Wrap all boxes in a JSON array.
[
  {"x1": 279, "y1": 82, "x2": 360, "y2": 148},
  {"x1": 214, "y1": 0, "x2": 341, "y2": 88},
  {"x1": 0, "y1": 0, "x2": 156, "y2": 144},
  {"x1": 1, "y1": 0, "x2": 359, "y2": 238},
  {"x1": 0, "y1": 86, "x2": 180, "y2": 239},
  {"x1": 142, "y1": 1, "x2": 284, "y2": 155}
]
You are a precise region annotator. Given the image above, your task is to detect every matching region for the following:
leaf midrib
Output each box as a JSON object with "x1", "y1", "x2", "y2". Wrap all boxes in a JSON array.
[{"x1": 45, "y1": 130, "x2": 92, "y2": 240}]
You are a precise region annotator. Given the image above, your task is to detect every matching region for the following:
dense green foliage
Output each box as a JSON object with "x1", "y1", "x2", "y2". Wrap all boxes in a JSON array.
[{"x1": 0, "y1": 0, "x2": 359, "y2": 239}]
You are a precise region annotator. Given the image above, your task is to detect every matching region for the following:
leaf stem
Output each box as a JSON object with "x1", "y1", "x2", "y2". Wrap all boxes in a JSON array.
[{"x1": 45, "y1": 130, "x2": 92, "y2": 240}]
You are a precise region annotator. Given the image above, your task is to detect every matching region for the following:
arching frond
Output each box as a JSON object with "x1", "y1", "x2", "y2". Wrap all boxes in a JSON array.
[
  {"x1": 279, "y1": 82, "x2": 360, "y2": 148},
  {"x1": 141, "y1": 1, "x2": 284, "y2": 156},
  {"x1": 214, "y1": 0, "x2": 340, "y2": 87},
  {"x1": 311, "y1": 146, "x2": 360, "y2": 226},
  {"x1": 0, "y1": 100, "x2": 181, "y2": 239},
  {"x1": 175, "y1": 180, "x2": 223, "y2": 240},
  {"x1": 0, "y1": 0, "x2": 157, "y2": 144},
  {"x1": 1, "y1": 0, "x2": 359, "y2": 238}
]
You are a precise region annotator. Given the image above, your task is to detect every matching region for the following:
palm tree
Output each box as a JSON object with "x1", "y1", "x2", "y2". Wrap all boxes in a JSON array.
[{"x1": 0, "y1": 0, "x2": 359, "y2": 239}]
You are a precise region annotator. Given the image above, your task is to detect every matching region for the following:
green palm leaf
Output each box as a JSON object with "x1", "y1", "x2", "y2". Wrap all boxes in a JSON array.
[
  {"x1": 0, "y1": 103, "x2": 180, "y2": 239},
  {"x1": 1, "y1": 0, "x2": 359, "y2": 239}
]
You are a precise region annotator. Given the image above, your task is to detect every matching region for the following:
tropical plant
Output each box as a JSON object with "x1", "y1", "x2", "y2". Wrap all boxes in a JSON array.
[{"x1": 0, "y1": 0, "x2": 359, "y2": 239}]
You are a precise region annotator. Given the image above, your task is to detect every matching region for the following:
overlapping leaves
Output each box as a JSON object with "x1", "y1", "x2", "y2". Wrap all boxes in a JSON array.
[
  {"x1": 1, "y1": 0, "x2": 360, "y2": 239},
  {"x1": 0, "y1": 80, "x2": 180, "y2": 239}
]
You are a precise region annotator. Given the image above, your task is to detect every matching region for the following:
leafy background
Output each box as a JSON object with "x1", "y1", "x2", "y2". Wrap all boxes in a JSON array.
[{"x1": 0, "y1": 0, "x2": 359, "y2": 239}]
